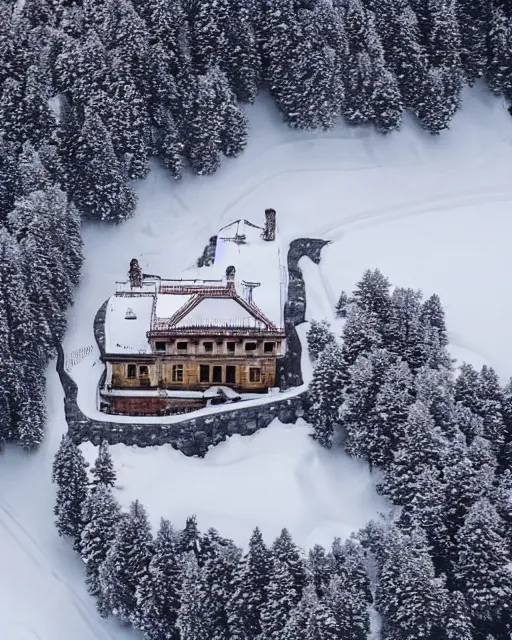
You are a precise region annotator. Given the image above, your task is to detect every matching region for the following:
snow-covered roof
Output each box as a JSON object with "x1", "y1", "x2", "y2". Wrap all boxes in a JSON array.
[
  {"x1": 174, "y1": 297, "x2": 265, "y2": 329},
  {"x1": 103, "y1": 213, "x2": 286, "y2": 354},
  {"x1": 105, "y1": 295, "x2": 153, "y2": 354}
]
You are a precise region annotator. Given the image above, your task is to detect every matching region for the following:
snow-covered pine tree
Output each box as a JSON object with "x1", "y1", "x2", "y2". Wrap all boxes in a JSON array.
[
  {"x1": 134, "y1": 518, "x2": 182, "y2": 640},
  {"x1": 444, "y1": 590, "x2": 474, "y2": 640},
  {"x1": 487, "y1": 3, "x2": 512, "y2": 99},
  {"x1": 228, "y1": 526, "x2": 271, "y2": 640},
  {"x1": 202, "y1": 532, "x2": 242, "y2": 640},
  {"x1": 335, "y1": 290, "x2": 350, "y2": 318},
  {"x1": 90, "y1": 441, "x2": 116, "y2": 488},
  {"x1": 331, "y1": 537, "x2": 373, "y2": 605},
  {"x1": 307, "y1": 544, "x2": 333, "y2": 598},
  {"x1": 455, "y1": 363, "x2": 483, "y2": 415},
  {"x1": 225, "y1": 0, "x2": 261, "y2": 103},
  {"x1": 456, "y1": 0, "x2": 488, "y2": 85},
  {"x1": 0, "y1": 138, "x2": 20, "y2": 222},
  {"x1": 349, "y1": 267, "x2": 391, "y2": 323},
  {"x1": 52, "y1": 434, "x2": 89, "y2": 548},
  {"x1": 190, "y1": 0, "x2": 230, "y2": 74},
  {"x1": 307, "y1": 342, "x2": 346, "y2": 448},
  {"x1": 342, "y1": 348, "x2": 406, "y2": 468},
  {"x1": 80, "y1": 483, "x2": 121, "y2": 611},
  {"x1": 260, "y1": 558, "x2": 298, "y2": 640},
  {"x1": 341, "y1": 305, "x2": 383, "y2": 367},
  {"x1": 271, "y1": 529, "x2": 307, "y2": 603},
  {"x1": 176, "y1": 552, "x2": 211, "y2": 640},
  {"x1": 387, "y1": 286, "x2": 427, "y2": 370},
  {"x1": 98, "y1": 500, "x2": 153, "y2": 623},
  {"x1": 73, "y1": 109, "x2": 136, "y2": 222},
  {"x1": 379, "y1": 400, "x2": 445, "y2": 506},
  {"x1": 376, "y1": 527, "x2": 448, "y2": 640},
  {"x1": 178, "y1": 514, "x2": 202, "y2": 558},
  {"x1": 479, "y1": 366, "x2": 505, "y2": 451},
  {"x1": 420, "y1": 293, "x2": 448, "y2": 345},
  {"x1": 415, "y1": 365, "x2": 456, "y2": 437},
  {"x1": 17, "y1": 141, "x2": 52, "y2": 195},
  {"x1": 283, "y1": 584, "x2": 337, "y2": 640},
  {"x1": 325, "y1": 573, "x2": 370, "y2": 640},
  {"x1": 306, "y1": 319, "x2": 335, "y2": 361},
  {"x1": 454, "y1": 498, "x2": 512, "y2": 637}
]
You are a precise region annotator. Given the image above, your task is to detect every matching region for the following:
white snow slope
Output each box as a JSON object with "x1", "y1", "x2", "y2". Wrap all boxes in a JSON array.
[{"x1": 2, "y1": 85, "x2": 512, "y2": 638}]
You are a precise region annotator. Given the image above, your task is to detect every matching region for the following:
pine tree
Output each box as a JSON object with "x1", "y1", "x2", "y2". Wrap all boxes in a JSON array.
[
  {"x1": 420, "y1": 293, "x2": 448, "y2": 345},
  {"x1": 178, "y1": 514, "x2": 202, "y2": 557},
  {"x1": 176, "y1": 552, "x2": 211, "y2": 640},
  {"x1": 455, "y1": 363, "x2": 483, "y2": 415},
  {"x1": 90, "y1": 441, "x2": 116, "y2": 488},
  {"x1": 52, "y1": 435, "x2": 89, "y2": 548},
  {"x1": 352, "y1": 268, "x2": 392, "y2": 325},
  {"x1": 98, "y1": 500, "x2": 153, "y2": 623},
  {"x1": 445, "y1": 590, "x2": 474, "y2": 640},
  {"x1": 80, "y1": 483, "x2": 121, "y2": 610},
  {"x1": 387, "y1": 287, "x2": 427, "y2": 370},
  {"x1": 135, "y1": 519, "x2": 182, "y2": 639},
  {"x1": 479, "y1": 366, "x2": 505, "y2": 451},
  {"x1": 307, "y1": 544, "x2": 333, "y2": 598},
  {"x1": 261, "y1": 558, "x2": 297, "y2": 640},
  {"x1": 190, "y1": 0, "x2": 230, "y2": 73},
  {"x1": 271, "y1": 529, "x2": 307, "y2": 603},
  {"x1": 331, "y1": 537, "x2": 373, "y2": 605},
  {"x1": 455, "y1": 499, "x2": 512, "y2": 634},
  {"x1": 0, "y1": 138, "x2": 20, "y2": 221},
  {"x1": 225, "y1": 0, "x2": 261, "y2": 103},
  {"x1": 308, "y1": 342, "x2": 346, "y2": 448},
  {"x1": 73, "y1": 109, "x2": 136, "y2": 222},
  {"x1": 228, "y1": 527, "x2": 271, "y2": 640},
  {"x1": 283, "y1": 584, "x2": 338, "y2": 640},
  {"x1": 342, "y1": 306, "x2": 383, "y2": 367},
  {"x1": 343, "y1": 348, "x2": 406, "y2": 468},
  {"x1": 376, "y1": 527, "x2": 447, "y2": 640},
  {"x1": 325, "y1": 573, "x2": 370, "y2": 640},
  {"x1": 335, "y1": 291, "x2": 350, "y2": 318},
  {"x1": 379, "y1": 401, "x2": 445, "y2": 506},
  {"x1": 306, "y1": 320, "x2": 336, "y2": 361},
  {"x1": 415, "y1": 366, "x2": 456, "y2": 438}
]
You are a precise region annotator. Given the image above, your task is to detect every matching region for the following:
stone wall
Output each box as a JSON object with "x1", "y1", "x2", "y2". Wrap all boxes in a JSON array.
[
  {"x1": 58, "y1": 238, "x2": 327, "y2": 456},
  {"x1": 276, "y1": 238, "x2": 330, "y2": 389}
]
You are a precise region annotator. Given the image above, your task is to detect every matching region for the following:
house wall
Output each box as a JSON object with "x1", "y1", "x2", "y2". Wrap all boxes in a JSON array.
[
  {"x1": 111, "y1": 357, "x2": 277, "y2": 391},
  {"x1": 152, "y1": 337, "x2": 285, "y2": 358}
]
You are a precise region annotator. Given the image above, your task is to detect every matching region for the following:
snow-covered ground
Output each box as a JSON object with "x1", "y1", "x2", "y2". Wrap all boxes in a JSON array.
[
  {"x1": 81, "y1": 421, "x2": 386, "y2": 551},
  {"x1": 2, "y1": 85, "x2": 512, "y2": 638}
]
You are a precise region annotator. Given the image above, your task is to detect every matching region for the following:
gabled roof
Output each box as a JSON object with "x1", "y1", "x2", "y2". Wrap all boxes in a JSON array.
[{"x1": 151, "y1": 286, "x2": 278, "y2": 333}]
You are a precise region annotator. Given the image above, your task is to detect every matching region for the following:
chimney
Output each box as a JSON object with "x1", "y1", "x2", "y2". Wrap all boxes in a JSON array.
[
  {"x1": 226, "y1": 265, "x2": 236, "y2": 289},
  {"x1": 263, "y1": 208, "x2": 276, "y2": 241},
  {"x1": 129, "y1": 258, "x2": 142, "y2": 289}
]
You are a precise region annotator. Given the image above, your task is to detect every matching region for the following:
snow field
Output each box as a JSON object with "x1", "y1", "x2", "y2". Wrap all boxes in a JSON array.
[{"x1": 81, "y1": 420, "x2": 387, "y2": 551}]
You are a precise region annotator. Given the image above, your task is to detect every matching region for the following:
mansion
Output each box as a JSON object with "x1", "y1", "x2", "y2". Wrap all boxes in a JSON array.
[{"x1": 99, "y1": 209, "x2": 287, "y2": 415}]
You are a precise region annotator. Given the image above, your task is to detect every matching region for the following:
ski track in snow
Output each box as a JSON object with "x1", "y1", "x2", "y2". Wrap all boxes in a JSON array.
[{"x1": 3, "y1": 87, "x2": 512, "y2": 637}]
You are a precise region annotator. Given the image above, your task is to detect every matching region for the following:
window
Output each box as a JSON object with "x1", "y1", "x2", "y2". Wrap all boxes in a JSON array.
[
  {"x1": 226, "y1": 366, "x2": 236, "y2": 384},
  {"x1": 249, "y1": 367, "x2": 261, "y2": 383},
  {"x1": 212, "y1": 366, "x2": 222, "y2": 384},
  {"x1": 139, "y1": 366, "x2": 149, "y2": 376},
  {"x1": 227, "y1": 342, "x2": 236, "y2": 353},
  {"x1": 200, "y1": 364, "x2": 210, "y2": 383},
  {"x1": 264, "y1": 342, "x2": 275, "y2": 354},
  {"x1": 177, "y1": 342, "x2": 188, "y2": 351},
  {"x1": 203, "y1": 342, "x2": 213, "y2": 353},
  {"x1": 245, "y1": 342, "x2": 257, "y2": 352},
  {"x1": 155, "y1": 341, "x2": 166, "y2": 352},
  {"x1": 172, "y1": 364, "x2": 183, "y2": 382},
  {"x1": 127, "y1": 364, "x2": 136, "y2": 379}
]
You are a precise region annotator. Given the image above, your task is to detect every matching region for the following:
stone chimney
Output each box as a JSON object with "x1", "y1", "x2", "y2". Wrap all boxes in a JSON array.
[
  {"x1": 226, "y1": 265, "x2": 236, "y2": 289},
  {"x1": 129, "y1": 258, "x2": 142, "y2": 289},
  {"x1": 263, "y1": 208, "x2": 276, "y2": 241}
]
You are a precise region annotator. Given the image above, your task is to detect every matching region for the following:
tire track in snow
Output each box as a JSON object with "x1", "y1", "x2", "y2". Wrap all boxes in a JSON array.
[
  {"x1": 313, "y1": 186, "x2": 512, "y2": 241},
  {"x1": 0, "y1": 499, "x2": 119, "y2": 640}
]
